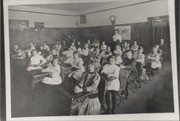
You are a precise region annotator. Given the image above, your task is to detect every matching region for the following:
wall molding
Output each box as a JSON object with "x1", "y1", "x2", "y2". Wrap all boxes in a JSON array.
[
  {"x1": 8, "y1": 9, "x2": 77, "y2": 17},
  {"x1": 9, "y1": 0, "x2": 159, "y2": 17}
]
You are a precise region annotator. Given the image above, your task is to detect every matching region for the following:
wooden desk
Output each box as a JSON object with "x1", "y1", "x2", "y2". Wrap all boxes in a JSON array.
[
  {"x1": 70, "y1": 92, "x2": 92, "y2": 115},
  {"x1": 55, "y1": 86, "x2": 92, "y2": 115},
  {"x1": 29, "y1": 69, "x2": 51, "y2": 89}
]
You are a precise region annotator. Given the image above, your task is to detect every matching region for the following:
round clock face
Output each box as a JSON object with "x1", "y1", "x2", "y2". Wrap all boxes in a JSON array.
[{"x1": 110, "y1": 15, "x2": 116, "y2": 21}]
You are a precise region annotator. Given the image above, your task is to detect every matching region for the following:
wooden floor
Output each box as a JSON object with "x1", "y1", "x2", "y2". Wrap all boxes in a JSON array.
[{"x1": 10, "y1": 60, "x2": 175, "y2": 117}]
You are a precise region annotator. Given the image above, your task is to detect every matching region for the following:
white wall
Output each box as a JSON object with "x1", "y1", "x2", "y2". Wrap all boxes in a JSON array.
[
  {"x1": 8, "y1": 0, "x2": 169, "y2": 28},
  {"x1": 8, "y1": 6, "x2": 78, "y2": 28},
  {"x1": 78, "y1": 0, "x2": 169, "y2": 27}
]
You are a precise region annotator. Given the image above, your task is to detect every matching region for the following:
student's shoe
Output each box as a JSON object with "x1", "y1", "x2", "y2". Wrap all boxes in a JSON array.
[{"x1": 111, "y1": 109, "x2": 115, "y2": 114}]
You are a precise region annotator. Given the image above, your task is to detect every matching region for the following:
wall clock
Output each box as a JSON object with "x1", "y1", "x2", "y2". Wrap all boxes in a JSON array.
[{"x1": 110, "y1": 15, "x2": 116, "y2": 25}]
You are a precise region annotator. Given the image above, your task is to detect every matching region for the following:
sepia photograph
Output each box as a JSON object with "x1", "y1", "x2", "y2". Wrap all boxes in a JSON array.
[{"x1": 3, "y1": 0, "x2": 179, "y2": 120}]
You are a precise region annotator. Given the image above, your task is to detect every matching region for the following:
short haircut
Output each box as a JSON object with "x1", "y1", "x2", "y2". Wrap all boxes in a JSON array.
[
  {"x1": 73, "y1": 51, "x2": 79, "y2": 55},
  {"x1": 114, "y1": 29, "x2": 119, "y2": 33},
  {"x1": 125, "y1": 50, "x2": 132, "y2": 54},
  {"x1": 107, "y1": 55, "x2": 115, "y2": 62}
]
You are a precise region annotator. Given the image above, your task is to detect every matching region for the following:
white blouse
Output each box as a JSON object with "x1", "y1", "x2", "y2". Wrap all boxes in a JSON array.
[{"x1": 101, "y1": 64, "x2": 120, "y2": 91}]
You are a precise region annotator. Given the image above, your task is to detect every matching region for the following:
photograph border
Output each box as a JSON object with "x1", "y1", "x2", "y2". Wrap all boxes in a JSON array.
[{"x1": 3, "y1": 0, "x2": 179, "y2": 120}]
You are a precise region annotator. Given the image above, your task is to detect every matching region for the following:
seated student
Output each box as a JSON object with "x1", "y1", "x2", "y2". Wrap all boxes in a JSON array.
[
  {"x1": 154, "y1": 44, "x2": 162, "y2": 56},
  {"x1": 113, "y1": 45, "x2": 123, "y2": 66},
  {"x1": 68, "y1": 51, "x2": 85, "y2": 84},
  {"x1": 74, "y1": 63, "x2": 101, "y2": 115},
  {"x1": 120, "y1": 50, "x2": 138, "y2": 92},
  {"x1": 146, "y1": 47, "x2": 162, "y2": 76},
  {"x1": 11, "y1": 48, "x2": 26, "y2": 60},
  {"x1": 100, "y1": 41, "x2": 107, "y2": 53},
  {"x1": 131, "y1": 41, "x2": 139, "y2": 58},
  {"x1": 87, "y1": 40, "x2": 92, "y2": 49},
  {"x1": 45, "y1": 51, "x2": 54, "y2": 63},
  {"x1": 38, "y1": 45, "x2": 46, "y2": 57},
  {"x1": 41, "y1": 58, "x2": 62, "y2": 85},
  {"x1": 101, "y1": 46, "x2": 112, "y2": 66},
  {"x1": 26, "y1": 50, "x2": 46, "y2": 71},
  {"x1": 131, "y1": 41, "x2": 139, "y2": 51},
  {"x1": 81, "y1": 44, "x2": 89, "y2": 56},
  {"x1": 90, "y1": 48, "x2": 102, "y2": 72},
  {"x1": 122, "y1": 42, "x2": 130, "y2": 52},
  {"x1": 76, "y1": 41, "x2": 82, "y2": 52},
  {"x1": 54, "y1": 43, "x2": 61, "y2": 53},
  {"x1": 70, "y1": 42, "x2": 77, "y2": 52},
  {"x1": 101, "y1": 55, "x2": 120, "y2": 114},
  {"x1": 62, "y1": 47, "x2": 74, "y2": 64},
  {"x1": 91, "y1": 39, "x2": 100, "y2": 50},
  {"x1": 61, "y1": 40, "x2": 67, "y2": 52},
  {"x1": 52, "y1": 46, "x2": 60, "y2": 57},
  {"x1": 42, "y1": 42, "x2": 50, "y2": 51},
  {"x1": 159, "y1": 39, "x2": 168, "y2": 61},
  {"x1": 121, "y1": 50, "x2": 136, "y2": 74},
  {"x1": 26, "y1": 42, "x2": 36, "y2": 57},
  {"x1": 11, "y1": 44, "x2": 19, "y2": 55}
]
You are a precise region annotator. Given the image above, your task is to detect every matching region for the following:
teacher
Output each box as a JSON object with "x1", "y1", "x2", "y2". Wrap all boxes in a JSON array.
[{"x1": 112, "y1": 29, "x2": 122, "y2": 51}]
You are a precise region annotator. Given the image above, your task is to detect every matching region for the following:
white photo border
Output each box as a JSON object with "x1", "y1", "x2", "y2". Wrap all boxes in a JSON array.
[{"x1": 4, "y1": 0, "x2": 179, "y2": 120}]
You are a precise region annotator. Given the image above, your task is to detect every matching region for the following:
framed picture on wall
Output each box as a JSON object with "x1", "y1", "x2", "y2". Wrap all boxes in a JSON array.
[
  {"x1": 115, "y1": 26, "x2": 131, "y2": 40},
  {"x1": 34, "y1": 22, "x2": 44, "y2": 29},
  {"x1": 9, "y1": 19, "x2": 29, "y2": 31}
]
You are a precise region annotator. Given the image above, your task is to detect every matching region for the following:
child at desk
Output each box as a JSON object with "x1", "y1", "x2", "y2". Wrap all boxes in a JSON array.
[
  {"x1": 26, "y1": 50, "x2": 46, "y2": 71},
  {"x1": 68, "y1": 51, "x2": 85, "y2": 84},
  {"x1": 41, "y1": 58, "x2": 62, "y2": 85}
]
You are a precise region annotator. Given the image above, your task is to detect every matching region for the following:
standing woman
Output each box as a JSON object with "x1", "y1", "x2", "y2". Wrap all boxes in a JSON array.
[
  {"x1": 101, "y1": 55, "x2": 120, "y2": 114},
  {"x1": 112, "y1": 29, "x2": 122, "y2": 51}
]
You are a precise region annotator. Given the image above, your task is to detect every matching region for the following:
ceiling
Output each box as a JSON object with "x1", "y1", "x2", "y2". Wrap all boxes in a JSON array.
[{"x1": 26, "y1": 2, "x2": 118, "y2": 12}]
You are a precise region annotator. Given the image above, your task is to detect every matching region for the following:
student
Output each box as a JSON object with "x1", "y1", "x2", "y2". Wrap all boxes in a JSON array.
[
  {"x1": 120, "y1": 50, "x2": 138, "y2": 92},
  {"x1": 154, "y1": 44, "x2": 162, "y2": 56},
  {"x1": 92, "y1": 39, "x2": 100, "y2": 49},
  {"x1": 68, "y1": 51, "x2": 85, "y2": 84},
  {"x1": 45, "y1": 51, "x2": 54, "y2": 63},
  {"x1": 76, "y1": 41, "x2": 82, "y2": 53},
  {"x1": 62, "y1": 47, "x2": 74, "y2": 64},
  {"x1": 159, "y1": 39, "x2": 168, "y2": 61},
  {"x1": 113, "y1": 45, "x2": 123, "y2": 66},
  {"x1": 52, "y1": 47, "x2": 60, "y2": 57},
  {"x1": 74, "y1": 64, "x2": 101, "y2": 115},
  {"x1": 87, "y1": 40, "x2": 92, "y2": 49},
  {"x1": 11, "y1": 48, "x2": 26, "y2": 60},
  {"x1": 38, "y1": 45, "x2": 46, "y2": 57},
  {"x1": 131, "y1": 41, "x2": 139, "y2": 51},
  {"x1": 100, "y1": 41, "x2": 107, "y2": 52},
  {"x1": 147, "y1": 47, "x2": 162, "y2": 76},
  {"x1": 11, "y1": 44, "x2": 19, "y2": 55},
  {"x1": 70, "y1": 42, "x2": 77, "y2": 52},
  {"x1": 135, "y1": 47, "x2": 145, "y2": 78},
  {"x1": 81, "y1": 44, "x2": 89, "y2": 56},
  {"x1": 101, "y1": 55, "x2": 120, "y2": 114},
  {"x1": 121, "y1": 50, "x2": 136, "y2": 74},
  {"x1": 122, "y1": 42, "x2": 130, "y2": 52},
  {"x1": 101, "y1": 46, "x2": 112, "y2": 66},
  {"x1": 61, "y1": 40, "x2": 67, "y2": 52},
  {"x1": 41, "y1": 58, "x2": 62, "y2": 85},
  {"x1": 26, "y1": 50, "x2": 46, "y2": 71},
  {"x1": 42, "y1": 42, "x2": 50, "y2": 51},
  {"x1": 131, "y1": 41, "x2": 139, "y2": 58},
  {"x1": 26, "y1": 42, "x2": 36, "y2": 57},
  {"x1": 90, "y1": 48, "x2": 102, "y2": 72}
]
